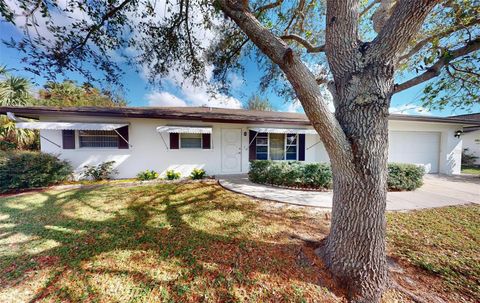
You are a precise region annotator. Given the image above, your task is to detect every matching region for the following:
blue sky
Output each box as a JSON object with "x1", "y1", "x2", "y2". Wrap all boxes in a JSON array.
[{"x1": 0, "y1": 16, "x2": 478, "y2": 117}]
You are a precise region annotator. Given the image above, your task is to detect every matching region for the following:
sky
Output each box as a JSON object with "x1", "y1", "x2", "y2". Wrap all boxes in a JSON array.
[{"x1": 0, "y1": 2, "x2": 478, "y2": 117}]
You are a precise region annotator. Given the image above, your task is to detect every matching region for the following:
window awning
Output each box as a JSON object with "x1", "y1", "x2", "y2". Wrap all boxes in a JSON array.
[
  {"x1": 156, "y1": 126, "x2": 212, "y2": 134},
  {"x1": 249, "y1": 127, "x2": 317, "y2": 134},
  {"x1": 15, "y1": 122, "x2": 128, "y2": 131}
]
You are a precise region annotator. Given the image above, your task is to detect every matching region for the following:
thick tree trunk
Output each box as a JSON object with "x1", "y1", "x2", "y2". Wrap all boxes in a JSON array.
[
  {"x1": 215, "y1": 2, "x2": 434, "y2": 302},
  {"x1": 319, "y1": 66, "x2": 393, "y2": 302}
]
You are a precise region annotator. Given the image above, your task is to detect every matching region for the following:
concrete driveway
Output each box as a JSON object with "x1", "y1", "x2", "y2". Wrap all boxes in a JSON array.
[{"x1": 218, "y1": 174, "x2": 480, "y2": 211}]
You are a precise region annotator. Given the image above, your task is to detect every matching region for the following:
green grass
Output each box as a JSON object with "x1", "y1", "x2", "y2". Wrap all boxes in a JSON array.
[
  {"x1": 0, "y1": 181, "x2": 478, "y2": 302},
  {"x1": 387, "y1": 205, "x2": 480, "y2": 302},
  {"x1": 461, "y1": 165, "x2": 480, "y2": 175},
  {"x1": 0, "y1": 182, "x2": 340, "y2": 303}
]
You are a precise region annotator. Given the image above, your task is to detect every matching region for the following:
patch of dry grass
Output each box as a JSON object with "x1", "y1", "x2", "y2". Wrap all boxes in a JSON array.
[
  {"x1": 0, "y1": 182, "x2": 343, "y2": 303},
  {"x1": 387, "y1": 205, "x2": 480, "y2": 302},
  {"x1": 1, "y1": 181, "x2": 477, "y2": 302}
]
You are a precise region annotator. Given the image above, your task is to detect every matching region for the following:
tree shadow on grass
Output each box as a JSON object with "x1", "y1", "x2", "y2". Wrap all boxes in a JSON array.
[{"x1": 0, "y1": 182, "x2": 344, "y2": 302}]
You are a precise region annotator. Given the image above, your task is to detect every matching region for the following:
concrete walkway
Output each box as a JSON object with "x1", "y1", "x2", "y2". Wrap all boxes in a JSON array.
[{"x1": 218, "y1": 174, "x2": 480, "y2": 211}]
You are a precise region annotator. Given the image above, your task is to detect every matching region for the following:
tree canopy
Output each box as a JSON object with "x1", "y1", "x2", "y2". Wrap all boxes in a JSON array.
[
  {"x1": 37, "y1": 80, "x2": 127, "y2": 107},
  {"x1": 244, "y1": 95, "x2": 275, "y2": 111},
  {"x1": 0, "y1": 0, "x2": 478, "y2": 111}
]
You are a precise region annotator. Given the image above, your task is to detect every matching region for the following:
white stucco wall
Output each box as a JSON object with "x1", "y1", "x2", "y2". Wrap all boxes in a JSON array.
[
  {"x1": 39, "y1": 116, "x2": 325, "y2": 179},
  {"x1": 38, "y1": 115, "x2": 464, "y2": 178},
  {"x1": 462, "y1": 130, "x2": 480, "y2": 165}
]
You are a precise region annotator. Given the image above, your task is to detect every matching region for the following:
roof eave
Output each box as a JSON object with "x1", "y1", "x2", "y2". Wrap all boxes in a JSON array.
[{"x1": 1, "y1": 106, "x2": 479, "y2": 127}]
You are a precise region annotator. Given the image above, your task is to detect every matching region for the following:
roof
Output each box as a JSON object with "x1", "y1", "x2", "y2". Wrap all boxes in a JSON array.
[
  {"x1": 449, "y1": 113, "x2": 480, "y2": 121},
  {"x1": 1, "y1": 106, "x2": 480, "y2": 126},
  {"x1": 448, "y1": 113, "x2": 480, "y2": 132}
]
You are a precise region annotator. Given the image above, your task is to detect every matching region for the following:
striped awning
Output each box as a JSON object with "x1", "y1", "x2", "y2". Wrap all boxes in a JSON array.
[
  {"x1": 249, "y1": 127, "x2": 317, "y2": 134},
  {"x1": 156, "y1": 126, "x2": 212, "y2": 134},
  {"x1": 15, "y1": 122, "x2": 128, "y2": 131}
]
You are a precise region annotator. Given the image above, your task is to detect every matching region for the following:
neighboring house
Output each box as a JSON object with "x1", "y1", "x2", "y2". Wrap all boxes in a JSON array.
[
  {"x1": 1, "y1": 106, "x2": 479, "y2": 178},
  {"x1": 450, "y1": 113, "x2": 480, "y2": 165}
]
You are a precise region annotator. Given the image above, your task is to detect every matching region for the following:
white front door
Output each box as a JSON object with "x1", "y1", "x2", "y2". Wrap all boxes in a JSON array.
[{"x1": 221, "y1": 128, "x2": 242, "y2": 173}]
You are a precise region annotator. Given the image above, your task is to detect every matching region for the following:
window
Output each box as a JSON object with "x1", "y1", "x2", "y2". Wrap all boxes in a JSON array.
[
  {"x1": 79, "y1": 130, "x2": 118, "y2": 148},
  {"x1": 286, "y1": 134, "x2": 298, "y2": 160},
  {"x1": 255, "y1": 133, "x2": 268, "y2": 160},
  {"x1": 255, "y1": 133, "x2": 298, "y2": 160},
  {"x1": 180, "y1": 133, "x2": 202, "y2": 148},
  {"x1": 270, "y1": 133, "x2": 285, "y2": 160}
]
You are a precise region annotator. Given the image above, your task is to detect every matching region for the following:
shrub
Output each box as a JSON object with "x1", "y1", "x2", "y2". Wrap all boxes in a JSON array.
[
  {"x1": 303, "y1": 163, "x2": 332, "y2": 188},
  {"x1": 249, "y1": 160, "x2": 332, "y2": 189},
  {"x1": 0, "y1": 151, "x2": 72, "y2": 192},
  {"x1": 387, "y1": 163, "x2": 425, "y2": 191},
  {"x1": 137, "y1": 169, "x2": 159, "y2": 181},
  {"x1": 248, "y1": 160, "x2": 271, "y2": 184},
  {"x1": 190, "y1": 168, "x2": 206, "y2": 180},
  {"x1": 82, "y1": 161, "x2": 117, "y2": 181},
  {"x1": 249, "y1": 160, "x2": 424, "y2": 191},
  {"x1": 166, "y1": 169, "x2": 181, "y2": 180},
  {"x1": 462, "y1": 148, "x2": 478, "y2": 166}
]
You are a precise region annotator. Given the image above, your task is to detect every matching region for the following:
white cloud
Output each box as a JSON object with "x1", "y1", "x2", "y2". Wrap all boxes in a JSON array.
[
  {"x1": 284, "y1": 97, "x2": 335, "y2": 113},
  {"x1": 146, "y1": 91, "x2": 187, "y2": 107},
  {"x1": 229, "y1": 73, "x2": 244, "y2": 90},
  {"x1": 145, "y1": 65, "x2": 242, "y2": 109},
  {"x1": 389, "y1": 104, "x2": 432, "y2": 115},
  {"x1": 285, "y1": 101, "x2": 303, "y2": 113},
  {"x1": 6, "y1": 0, "x2": 93, "y2": 42}
]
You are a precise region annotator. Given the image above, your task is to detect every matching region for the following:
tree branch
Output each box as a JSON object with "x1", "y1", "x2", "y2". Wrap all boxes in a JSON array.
[
  {"x1": 449, "y1": 64, "x2": 480, "y2": 77},
  {"x1": 369, "y1": 0, "x2": 440, "y2": 63},
  {"x1": 255, "y1": 0, "x2": 284, "y2": 14},
  {"x1": 394, "y1": 37, "x2": 480, "y2": 93},
  {"x1": 398, "y1": 18, "x2": 480, "y2": 62},
  {"x1": 64, "y1": 0, "x2": 134, "y2": 57},
  {"x1": 360, "y1": 0, "x2": 380, "y2": 17},
  {"x1": 217, "y1": 0, "x2": 351, "y2": 159},
  {"x1": 283, "y1": 0, "x2": 305, "y2": 33},
  {"x1": 325, "y1": 0, "x2": 360, "y2": 79},
  {"x1": 281, "y1": 34, "x2": 325, "y2": 52}
]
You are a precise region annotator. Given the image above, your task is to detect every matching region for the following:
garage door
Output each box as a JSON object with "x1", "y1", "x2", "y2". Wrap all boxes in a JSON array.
[{"x1": 389, "y1": 131, "x2": 440, "y2": 173}]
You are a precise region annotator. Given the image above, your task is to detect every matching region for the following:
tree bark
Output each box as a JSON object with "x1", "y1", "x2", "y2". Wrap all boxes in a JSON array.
[
  {"x1": 320, "y1": 67, "x2": 392, "y2": 303},
  {"x1": 216, "y1": 1, "x2": 434, "y2": 302}
]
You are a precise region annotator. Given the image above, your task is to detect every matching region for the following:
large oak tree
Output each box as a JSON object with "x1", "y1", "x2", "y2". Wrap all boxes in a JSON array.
[{"x1": 1, "y1": 0, "x2": 479, "y2": 301}]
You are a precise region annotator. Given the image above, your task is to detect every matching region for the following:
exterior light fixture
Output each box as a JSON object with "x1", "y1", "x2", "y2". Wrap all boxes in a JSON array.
[{"x1": 454, "y1": 130, "x2": 463, "y2": 138}]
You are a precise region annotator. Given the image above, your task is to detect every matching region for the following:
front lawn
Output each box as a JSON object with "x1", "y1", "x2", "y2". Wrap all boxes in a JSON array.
[
  {"x1": 0, "y1": 182, "x2": 478, "y2": 302},
  {"x1": 387, "y1": 205, "x2": 480, "y2": 302},
  {"x1": 462, "y1": 165, "x2": 480, "y2": 175},
  {"x1": 0, "y1": 182, "x2": 341, "y2": 302}
]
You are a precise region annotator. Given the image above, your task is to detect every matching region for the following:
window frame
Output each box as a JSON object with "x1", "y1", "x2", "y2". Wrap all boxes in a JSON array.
[
  {"x1": 179, "y1": 133, "x2": 203, "y2": 149},
  {"x1": 77, "y1": 130, "x2": 119, "y2": 149},
  {"x1": 285, "y1": 133, "x2": 298, "y2": 161},
  {"x1": 255, "y1": 133, "x2": 299, "y2": 161},
  {"x1": 255, "y1": 132, "x2": 269, "y2": 160}
]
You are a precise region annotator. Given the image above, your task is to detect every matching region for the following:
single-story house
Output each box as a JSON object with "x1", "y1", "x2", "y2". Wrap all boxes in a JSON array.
[
  {"x1": 450, "y1": 113, "x2": 480, "y2": 165},
  {"x1": 1, "y1": 106, "x2": 479, "y2": 178}
]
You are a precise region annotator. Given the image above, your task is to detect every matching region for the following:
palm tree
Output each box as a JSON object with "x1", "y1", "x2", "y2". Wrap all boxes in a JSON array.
[
  {"x1": 0, "y1": 66, "x2": 37, "y2": 150},
  {"x1": 0, "y1": 76, "x2": 32, "y2": 106}
]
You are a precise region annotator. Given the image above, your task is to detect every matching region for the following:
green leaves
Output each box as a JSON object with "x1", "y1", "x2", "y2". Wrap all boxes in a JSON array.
[{"x1": 0, "y1": 151, "x2": 73, "y2": 192}]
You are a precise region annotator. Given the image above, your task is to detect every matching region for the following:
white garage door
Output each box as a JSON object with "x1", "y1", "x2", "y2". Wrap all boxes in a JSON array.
[{"x1": 389, "y1": 131, "x2": 440, "y2": 173}]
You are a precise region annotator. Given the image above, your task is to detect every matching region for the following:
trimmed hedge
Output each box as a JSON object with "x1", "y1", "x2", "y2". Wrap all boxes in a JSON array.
[
  {"x1": 387, "y1": 163, "x2": 425, "y2": 191},
  {"x1": 249, "y1": 160, "x2": 424, "y2": 191},
  {"x1": 0, "y1": 151, "x2": 72, "y2": 193},
  {"x1": 249, "y1": 161, "x2": 332, "y2": 189}
]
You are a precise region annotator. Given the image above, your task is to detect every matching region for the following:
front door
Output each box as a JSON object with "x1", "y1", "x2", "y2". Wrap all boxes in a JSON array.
[{"x1": 221, "y1": 128, "x2": 242, "y2": 173}]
